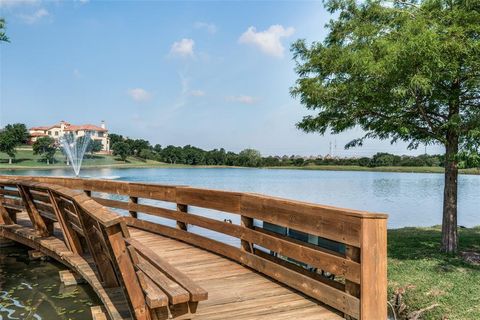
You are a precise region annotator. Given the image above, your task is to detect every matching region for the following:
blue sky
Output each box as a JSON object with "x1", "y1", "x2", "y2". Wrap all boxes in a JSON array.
[{"x1": 0, "y1": 0, "x2": 443, "y2": 156}]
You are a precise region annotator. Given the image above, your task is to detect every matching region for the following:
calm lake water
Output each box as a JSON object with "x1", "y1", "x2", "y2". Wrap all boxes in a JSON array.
[
  {"x1": 1, "y1": 167, "x2": 479, "y2": 228},
  {"x1": 0, "y1": 245, "x2": 99, "y2": 320}
]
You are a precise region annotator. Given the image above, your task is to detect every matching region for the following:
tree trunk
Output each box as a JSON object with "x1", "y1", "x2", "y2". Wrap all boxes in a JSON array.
[
  {"x1": 8, "y1": 158, "x2": 11, "y2": 165},
  {"x1": 441, "y1": 131, "x2": 459, "y2": 253}
]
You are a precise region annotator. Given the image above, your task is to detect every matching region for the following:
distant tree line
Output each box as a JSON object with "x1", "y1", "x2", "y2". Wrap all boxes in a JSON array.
[
  {"x1": 109, "y1": 133, "x2": 480, "y2": 169},
  {"x1": 0, "y1": 124, "x2": 477, "y2": 169}
]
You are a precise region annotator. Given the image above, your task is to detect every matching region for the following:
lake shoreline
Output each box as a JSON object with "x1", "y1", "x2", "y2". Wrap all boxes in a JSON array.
[{"x1": 1, "y1": 163, "x2": 479, "y2": 175}]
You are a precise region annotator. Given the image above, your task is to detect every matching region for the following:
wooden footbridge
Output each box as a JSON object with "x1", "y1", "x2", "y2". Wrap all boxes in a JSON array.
[{"x1": 0, "y1": 176, "x2": 388, "y2": 320}]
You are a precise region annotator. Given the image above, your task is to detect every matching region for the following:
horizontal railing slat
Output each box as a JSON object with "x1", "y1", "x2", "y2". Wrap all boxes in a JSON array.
[{"x1": 96, "y1": 198, "x2": 360, "y2": 283}]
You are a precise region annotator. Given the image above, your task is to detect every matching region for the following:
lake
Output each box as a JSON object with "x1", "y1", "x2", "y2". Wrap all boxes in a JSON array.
[
  {"x1": 0, "y1": 245, "x2": 100, "y2": 320},
  {"x1": 1, "y1": 167, "x2": 479, "y2": 228}
]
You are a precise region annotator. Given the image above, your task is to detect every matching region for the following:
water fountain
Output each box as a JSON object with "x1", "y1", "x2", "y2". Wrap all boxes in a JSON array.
[{"x1": 60, "y1": 132, "x2": 92, "y2": 176}]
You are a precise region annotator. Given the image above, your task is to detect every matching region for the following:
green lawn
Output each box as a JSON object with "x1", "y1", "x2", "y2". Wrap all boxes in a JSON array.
[
  {"x1": 268, "y1": 165, "x2": 480, "y2": 175},
  {"x1": 0, "y1": 148, "x2": 164, "y2": 169},
  {"x1": 388, "y1": 227, "x2": 480, "y2": 319}
]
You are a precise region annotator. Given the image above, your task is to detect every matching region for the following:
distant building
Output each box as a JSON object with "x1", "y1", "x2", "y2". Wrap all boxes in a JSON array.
[{"x1": 29, "y1": 120, "x2": 110, "y2": 152}]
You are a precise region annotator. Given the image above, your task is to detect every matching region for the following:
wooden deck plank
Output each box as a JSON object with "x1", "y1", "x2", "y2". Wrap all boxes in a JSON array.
[
  {"x1": 128, "y1": 227, "x2": 343, "y2": 320},
  {"x1": 2, "y1": 212, "x2": 343, "y2": 320}
]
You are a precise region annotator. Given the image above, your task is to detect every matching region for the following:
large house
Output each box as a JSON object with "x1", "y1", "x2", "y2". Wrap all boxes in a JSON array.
[{"x1": 29, "y1": 120, "x2": 110, "y2": 152}]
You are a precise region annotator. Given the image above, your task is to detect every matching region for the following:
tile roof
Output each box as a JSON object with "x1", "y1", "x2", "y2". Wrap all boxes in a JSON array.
[
  {"x1": 64, "y1": 124, "x2": 107, "y2": 132},
  {"x1": 30, "y1": 126, "x2": 50, "y2": 131},
  {"x1": 29, "y1": 122, "x2": 107, "y2": 132}
]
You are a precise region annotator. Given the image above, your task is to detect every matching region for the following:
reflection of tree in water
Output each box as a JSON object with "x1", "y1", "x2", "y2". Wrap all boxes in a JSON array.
[{"x1": 372, "y1": 178, "x2": 402, "y2": 198}]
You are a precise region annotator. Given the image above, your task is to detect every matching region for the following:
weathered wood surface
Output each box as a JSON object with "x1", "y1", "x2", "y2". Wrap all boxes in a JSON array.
[
  {"x1": 0, "y1": 176, "x2": 388, "y2": 320},
  {"x1": 128, "y1": 227, "x2": 344, "y2": 320}
]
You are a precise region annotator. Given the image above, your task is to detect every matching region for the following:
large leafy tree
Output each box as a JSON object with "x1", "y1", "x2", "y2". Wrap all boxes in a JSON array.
[
  {"x1": 237, "y1": 149, "x2": 262, "y2": 167},
  {"x1": 112, "y1": 142, "x2": 130, "y2": 162},
  {"x1": 291, "y1": 0, "x2": 480, "y2": 253},
  {"x1": 33, "y1": 136, "x2": 57, "y2": 165},
  {"x1": 4, "y1": 123, "x2": 29, "y2": 145},
  {"x1": 0, "y1": 123, "x2": 29, "y2": 164},
  {"x1": 0, "y1": 131, "x2": 17, "y2": 164}
]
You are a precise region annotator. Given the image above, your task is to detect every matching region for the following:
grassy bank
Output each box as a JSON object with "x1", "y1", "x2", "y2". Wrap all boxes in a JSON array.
[
  {"x1": 267, "y1": 164, "x2": 480, "y2": 175},
  {"x1": 1, "y1": 149, "x2": 479, "y2": 175},
  {"x1": 0, "y1": 149, "x2": 166, "y2": 170},
  {"x1": 388, "y1": 226, "x2": 480, "y2": 319}
]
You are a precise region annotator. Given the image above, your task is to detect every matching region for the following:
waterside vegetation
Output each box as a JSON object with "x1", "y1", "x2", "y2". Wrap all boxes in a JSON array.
[{"x1": 387, "y1": 226, "x2": 480, "y2": 320}]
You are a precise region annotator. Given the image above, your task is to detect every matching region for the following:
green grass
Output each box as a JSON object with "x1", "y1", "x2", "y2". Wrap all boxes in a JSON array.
[
  {"x1": 0, "y1": 149, "x2": 164, "y2": 170},
  {"x1": 388, "y1": 226, "x2": 480, "y2": 319},
  {"x1": 267, "y1": 165, "x2": 480, "y2": 175}
]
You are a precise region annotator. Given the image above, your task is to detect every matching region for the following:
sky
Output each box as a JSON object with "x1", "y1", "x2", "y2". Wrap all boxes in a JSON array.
[{"x1": 0, "y1": 0, "x2": 443, "y2": 157}]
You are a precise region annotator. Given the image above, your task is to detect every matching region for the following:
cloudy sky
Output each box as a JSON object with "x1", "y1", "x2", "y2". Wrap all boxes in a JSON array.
[{"x1": 0, "y1": 0, "x2": 443, "y2": 156}]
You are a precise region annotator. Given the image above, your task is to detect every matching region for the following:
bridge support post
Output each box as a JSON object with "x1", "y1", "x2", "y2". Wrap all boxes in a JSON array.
[
  {"x1": 129, "y1": 197, "x2": 139, "y2": 218},
  {"x1": 240, "y1": 216, "x2": 254, "y2": 253},
  {"x1": 176, "y1": 204, "x2": 188, "y2": 231},
  {"x1": 344, "y1": 245, "x2": 360, "y2": 319},
  {"x1": 17, "y1": 185, "x2": 50, "y2": 237},
  {"x1": 359, "y1": 218, "x2": 387, "y2": 320}
]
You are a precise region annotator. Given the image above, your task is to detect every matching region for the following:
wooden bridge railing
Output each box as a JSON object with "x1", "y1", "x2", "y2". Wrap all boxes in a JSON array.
[
  {"x1": 0, "y1": 179, "x2": 208, "y2": 320},
  {"x1": 0, "y1": 176, "x2": 388, "y2": 320}
]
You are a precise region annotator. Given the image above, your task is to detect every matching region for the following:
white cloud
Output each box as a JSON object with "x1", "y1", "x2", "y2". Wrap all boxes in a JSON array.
[
  {"x1": 238, "y1": 24, "x2": 295, "y2": 58},
  {"x1": 0, "y1": 0, "x2": 39, "y2": 8},
  {"x1": 226, "y1": 95, "x2": 258, "y2": 105},
  {"x1": 190, "y1": 90, "x2": 205, "y2": 97},
  {"x1": 127, "y1": 88, "x2": 151, "y2": 102},
  {"x1": 19, "y1": 8, "x2": 49, "y2": 24},
  {"x1": 194, "y1": 22, "x2": 217, "y2": 34},
  {"x1": 170, "y1": 38, "x2": 195, "y2": 57}
]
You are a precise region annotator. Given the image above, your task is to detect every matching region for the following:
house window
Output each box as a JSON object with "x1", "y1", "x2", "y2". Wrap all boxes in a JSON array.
[
  {"x1": 98, "y1": 132, "x2": 104, "y2": 137},
  {"x1": 48, "y1": 131, "x2": 51, "y2": 135},
  {"x1": 55, "y1": 131, "x2": 59, "y2": 136}
]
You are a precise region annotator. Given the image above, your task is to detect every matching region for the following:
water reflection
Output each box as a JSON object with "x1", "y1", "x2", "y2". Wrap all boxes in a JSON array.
[{"x1": 0, "y1": 245, "x2": 100, "y2": 320}]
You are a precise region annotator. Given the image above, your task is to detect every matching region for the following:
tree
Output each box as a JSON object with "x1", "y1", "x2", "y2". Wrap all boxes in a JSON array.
[
  {"x1": 237, "y1": 149, "x2": 262, "y2": 167},
  {"x1": 33, "y1": 136, "x2": 57, "y2": 165},
  {"x1": 0, "y1": 123, "x2": 29, "y2": 164},
  {"x1": 112, "y1": 142, "x2": 130, "y2": 162},
  {"x1": 4, "y1": 123, "x2": 29, "y2": 145},
  {"x1": 109, "y1": 133, "x2": 124, "y2": 148},
  {"x1": 89, "y1": 140, "x2": 103, "y2": 155},
  {"x1": 138, "y1": 148, "x2": 155, "y2": 160},
  {"x1": 125, "y1": 138, "x2": 150, "y2": 156},
  {"x1": 153, "y1": 144, "x2": 162, "y2": 154},
  {"x1": 0, "y1": 131, "x2": 17, "y2": 164},
  {"x1": 0, "y1": 18, "x2": 9, "y2": 43},
  {"x1": 160, "y1": 145, "x2": 183, "y2": 164},
  {"x1": 291, "y1": 0, "x2": 480, "y2": 253}
]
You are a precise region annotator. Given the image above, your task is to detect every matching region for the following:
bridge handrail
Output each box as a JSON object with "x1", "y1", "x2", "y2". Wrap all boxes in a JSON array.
[{"x1": 0, "y1": 175, "x2": 388, "y2": 320}]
